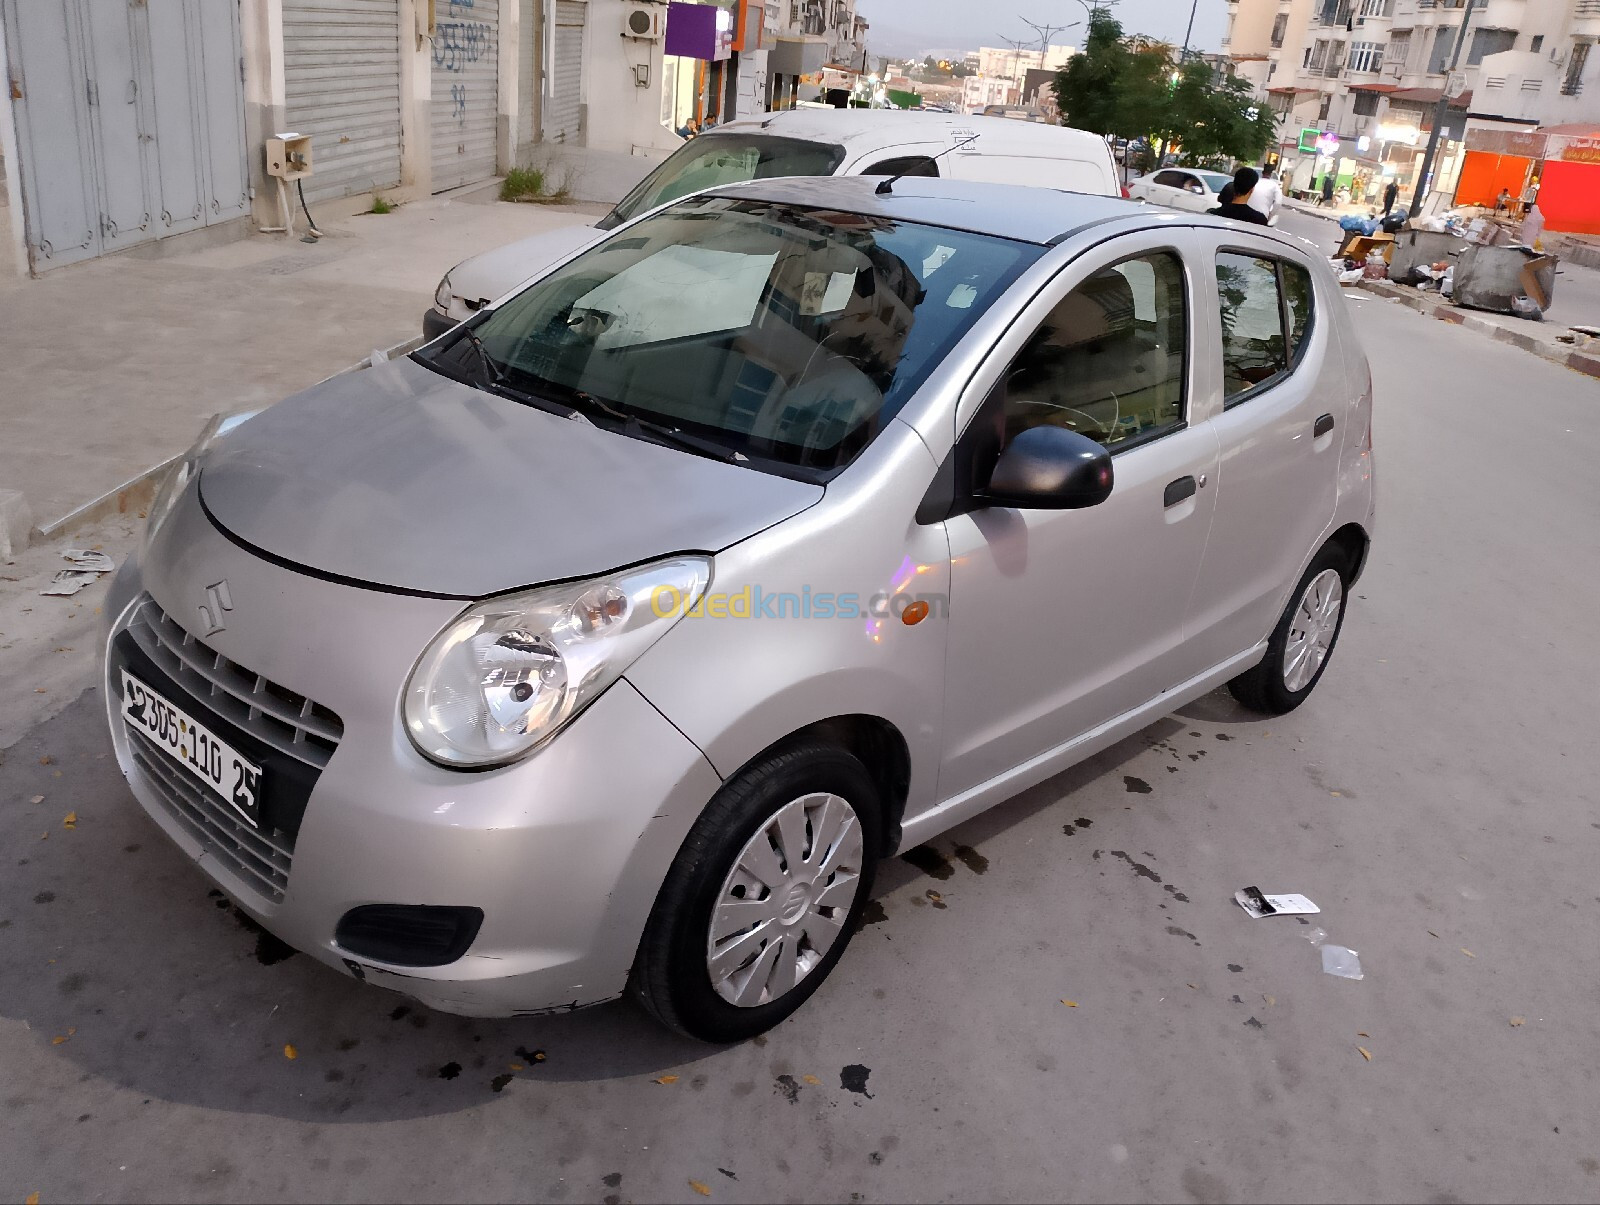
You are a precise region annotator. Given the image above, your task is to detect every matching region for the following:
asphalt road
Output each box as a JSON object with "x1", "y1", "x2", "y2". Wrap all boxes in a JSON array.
[{"x1": 4, "y1": 295, "x2": 1600, "y2": 1205}]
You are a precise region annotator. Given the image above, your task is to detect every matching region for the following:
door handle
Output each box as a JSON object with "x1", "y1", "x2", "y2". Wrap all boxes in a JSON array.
[
  {"x1": 1163, "y1": 475, "x2": 1197, "y2": 508},
  {"x1": 1314, "y1": 413, "x2": 1335, "y2": 438}
]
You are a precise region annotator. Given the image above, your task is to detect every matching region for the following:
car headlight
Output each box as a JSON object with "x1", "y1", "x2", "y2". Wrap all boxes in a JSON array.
[
  {"x1": 404, "y1": 556, "x2": 712, "y2": 768},
  {"x1": 144, "y1": 410, "x2": 261, "y2": 550},
  {"x1": 434, "y1": 272, "x2": 453, "y2": 311}
]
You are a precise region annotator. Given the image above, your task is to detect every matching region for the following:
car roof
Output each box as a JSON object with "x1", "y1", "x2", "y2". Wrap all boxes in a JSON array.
[
  {"x1": 702, "y1": 175, "x2": 1145, "y2": 245},
  {"x1": 707, "y1": 109, "x2": 1113, "y2": 158},
  {"x1": 699, "y1": 175, "x2": 1320, "y2": 257}
]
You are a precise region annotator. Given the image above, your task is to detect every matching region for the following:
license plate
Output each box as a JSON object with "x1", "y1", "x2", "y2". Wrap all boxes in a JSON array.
[{"x1": 121, "y1": 669, "x2": 263, "y2": 827}]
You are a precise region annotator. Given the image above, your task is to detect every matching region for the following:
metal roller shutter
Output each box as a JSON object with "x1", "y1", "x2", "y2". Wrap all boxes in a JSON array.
[
  {"x1": 282, "y1": 0, "x2": 403, "y2": 204},
  {"x1": 431, "y1": 0, "x2": 501, "y2": 190},
  {"x1": 546, "y1": 0, "x2": 585, "y2": 144}
]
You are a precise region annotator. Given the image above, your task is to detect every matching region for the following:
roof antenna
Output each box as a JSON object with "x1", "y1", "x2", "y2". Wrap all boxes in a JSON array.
[{"x1": 876, "y1": 133, "x2": 981, "y2": 195}]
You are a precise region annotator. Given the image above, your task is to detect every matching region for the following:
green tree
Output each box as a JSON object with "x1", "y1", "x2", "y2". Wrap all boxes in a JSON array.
[{"x1": 1051, "y1": 10, "x2": 1128, "y2": 136}]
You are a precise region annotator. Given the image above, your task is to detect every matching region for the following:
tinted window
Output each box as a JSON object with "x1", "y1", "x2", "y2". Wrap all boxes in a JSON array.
[
  {"x1": 1281, "y1": 260, "x2": 1315, "y2": 363},
  {"x1": 1153, "y1": 170, "x2": 1189, "y2": 188},
  {"x1": 863, "y1": 155, "x2": 940, "y2": 177},
  {"x1": 597, "y1": 135, "x2": 846, "y2": 229},
  {"x1": 1216, "y1": 252, "x2": 1289, "y2": 400},
  {"x1": 425, "y1": 197, "x2": 1042, "y2": 476},
  {"x1": 1003, "y1": 251, "x2": 1187, "y2": 451}
]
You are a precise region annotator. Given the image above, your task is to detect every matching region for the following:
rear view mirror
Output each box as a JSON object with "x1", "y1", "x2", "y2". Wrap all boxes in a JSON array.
[{"x1": 982, "y1": 426, "x2": 1113, "y2": 510}]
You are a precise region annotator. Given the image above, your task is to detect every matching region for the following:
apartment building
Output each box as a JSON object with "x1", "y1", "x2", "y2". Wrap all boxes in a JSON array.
[{"x1": 1224, "y1": 0, "x2": 1600, "y2": 210}]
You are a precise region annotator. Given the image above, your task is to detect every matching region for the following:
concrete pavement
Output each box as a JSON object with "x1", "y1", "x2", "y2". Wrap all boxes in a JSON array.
[
  {"x1": 0, "y1": 186, "x2": 604, "y2": 530},
  {"x1": 4, "y1": 296, "x2": 1600, "y2": 1203}
]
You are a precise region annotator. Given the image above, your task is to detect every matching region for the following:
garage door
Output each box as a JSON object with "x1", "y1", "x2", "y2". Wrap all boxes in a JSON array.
[
  {"x1": 282, "y1": 0, "x2": 403, "y2": 204},
  {"x1": 432, "y1": 0, "x2": 501, "y2": 191},
  {"x1": 546, "y1": 0, "x2": 586, "y2": 144}
]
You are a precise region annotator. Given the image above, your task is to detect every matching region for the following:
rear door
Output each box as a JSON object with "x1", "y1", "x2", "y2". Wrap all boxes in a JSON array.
[{"x1": 1183, "y1": 233, "x2": 1342, "y2": 668}]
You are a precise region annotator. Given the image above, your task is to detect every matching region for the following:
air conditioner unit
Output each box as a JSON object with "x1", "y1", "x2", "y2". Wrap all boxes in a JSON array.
[{"x1": 623, "y1": 2, "x2": 665, "y2": 41}]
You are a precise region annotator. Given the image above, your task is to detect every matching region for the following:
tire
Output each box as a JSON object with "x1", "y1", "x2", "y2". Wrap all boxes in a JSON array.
[
  {"x1": 630, "y1": 740, "x2": 882, "y2": 1043},
  {"x1": 1227, "y1": 544, "x2": 1352, "y2": 715}
]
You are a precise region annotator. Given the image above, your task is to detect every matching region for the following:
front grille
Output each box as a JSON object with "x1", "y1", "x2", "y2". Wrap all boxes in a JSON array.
[
  {"x1": 120, "y1": 594, "x2": 345, "y2": 904},
  {"x1": 125, "y1": 596, "x2": 342, "y2": 769},
  {"x1": 129, "y1": 729, "x2": 295, "y2": 900}
]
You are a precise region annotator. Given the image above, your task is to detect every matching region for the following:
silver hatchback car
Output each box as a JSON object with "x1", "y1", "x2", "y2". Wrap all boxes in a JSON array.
[{"x1": 104, "y1": 177, "x2": 1375, "y2": 1042}]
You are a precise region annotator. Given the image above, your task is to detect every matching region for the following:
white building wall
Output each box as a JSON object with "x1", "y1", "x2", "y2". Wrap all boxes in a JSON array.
[{"x1": 583, "y1": 0, "x2": 680, "y2": 154}]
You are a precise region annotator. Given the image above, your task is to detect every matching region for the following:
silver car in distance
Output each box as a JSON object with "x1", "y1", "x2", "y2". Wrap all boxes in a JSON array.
[{"x1": 103, "y1": 177, "x2": 1375, "y2": 1042}]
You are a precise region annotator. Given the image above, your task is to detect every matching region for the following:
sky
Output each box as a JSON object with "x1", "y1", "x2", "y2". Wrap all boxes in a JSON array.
[{"x1": 859, "y1": 0, "x2": 1225, "y2": 60}]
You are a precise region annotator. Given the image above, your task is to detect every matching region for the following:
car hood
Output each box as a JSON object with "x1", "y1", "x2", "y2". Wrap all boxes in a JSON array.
[
  {"x1": 448, "y1": 223, "x2": 608, "y2": 309},
  {"x1": 198, "y1": 357, "x2": 823, "y2": 598}
]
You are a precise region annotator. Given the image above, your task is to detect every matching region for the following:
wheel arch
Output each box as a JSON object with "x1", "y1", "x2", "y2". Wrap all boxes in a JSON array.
[
  {"x1": 736, "y1": 714, "x2": 912, "y2": 859},
  {"x1": 1327, "y1": 521, "x2": 1372, "y2": 585}
]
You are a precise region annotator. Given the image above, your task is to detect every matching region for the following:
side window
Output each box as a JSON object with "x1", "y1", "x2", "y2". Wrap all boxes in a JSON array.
[
  {"x1": 1215, "y1": 252, "x2": 1316, "y2": 401},
  {"x1": 1002, "y1": 251, "x2": 1187, "y2": 451},
  {"x1": 1152, "y1": 170, "x2": 1186, "y2": 188},
  {"x1": 1216, "y1": 252, "x2": 1288, "y2": 400},
  {"x1": 1281, "y1": 260, "x2": 1315, "y2": 364},
  {"x1": 862, "y1": 155, "x2": 939, "y2": 177}
]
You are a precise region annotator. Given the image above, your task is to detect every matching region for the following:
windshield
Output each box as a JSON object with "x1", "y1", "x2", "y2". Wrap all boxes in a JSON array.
[
  {"x1": 419, "y1": 196, "x2": 1042, "y2": 477},
  {"x1": 596, "y1": 135, "x2": 846, "y2": 230},
  {"x1": 1199, "y1": 171, "x2": 1233, "y2": 194}
]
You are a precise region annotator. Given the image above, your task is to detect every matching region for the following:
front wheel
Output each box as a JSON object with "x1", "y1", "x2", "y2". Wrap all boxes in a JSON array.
[
  {"x1": 631, "y1": 741, "x2": 882, "y2": 1042},
  {"x1": 1227, "y1": 545, "x2": 1351, "y2": 715}
]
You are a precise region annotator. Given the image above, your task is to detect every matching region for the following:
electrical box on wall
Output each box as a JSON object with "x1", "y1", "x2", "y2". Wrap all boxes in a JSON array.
[
  {"x1": 623, "y1": 2, "x2": 666, "y2": 40},
  {"x1": 266, "y1": 133, "x2": 314, "y2": 181}
]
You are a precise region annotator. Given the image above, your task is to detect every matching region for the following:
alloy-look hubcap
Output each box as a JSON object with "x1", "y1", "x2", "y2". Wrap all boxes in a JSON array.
[
  {"x1": 1282, "y1": 568, "x2": 1344, "y2": 693},
  {"x1": 706, "y1": 792, "x2": 865, "y2": 1008}
]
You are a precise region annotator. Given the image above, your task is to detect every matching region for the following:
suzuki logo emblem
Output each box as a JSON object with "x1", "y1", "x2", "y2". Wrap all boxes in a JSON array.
[{"x1": 198, "y1": 581, "x2": 233, "y2": 637}]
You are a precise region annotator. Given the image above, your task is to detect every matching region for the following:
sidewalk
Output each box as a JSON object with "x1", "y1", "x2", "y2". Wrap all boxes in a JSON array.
[{"x1": 0, "y1": 185, "x2": 606, "y2": 532}]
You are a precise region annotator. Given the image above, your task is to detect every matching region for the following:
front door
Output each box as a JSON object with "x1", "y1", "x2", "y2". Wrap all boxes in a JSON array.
[{"x1": 937, "y1": 233, "x2": 1221, "y2": 802}]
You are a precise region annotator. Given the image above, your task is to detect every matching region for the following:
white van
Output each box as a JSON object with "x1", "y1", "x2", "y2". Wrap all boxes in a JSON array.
[{"x1": 424, "y1": 109, "x2": 1122, "y2": 338}]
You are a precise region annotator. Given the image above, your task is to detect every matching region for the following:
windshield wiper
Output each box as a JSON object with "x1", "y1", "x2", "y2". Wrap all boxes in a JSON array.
[{"x1": 565, "y1": 391, "x2": 747, "y2": 465}]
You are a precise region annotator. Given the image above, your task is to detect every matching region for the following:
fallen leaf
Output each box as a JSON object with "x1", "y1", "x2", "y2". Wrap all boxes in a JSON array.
[
  {"x1": 688, "y1": 1180, "x2": 711, "y2": 1197},
  {"x1": 653, "y1": 1074, "x2": 679, "y2": 1085},
  {"x1": 283, "y1": 1044, "x2": 298, "y2": 1060},
  {"x1": 62, "y1": 812, "x2": 77, "y2": 830},
  {"x1": 26, "y1": 1193, "x2": 39, "y2": 1205},
  {"x1": 802, "y1": 1074, "x2": 820, "y2": 1085},
  {"x1": 29, "y1": 795, "x2": 43, "y2": 804},
  {"x1": 51, "y1": 1034, "x2": 69, "y2": 1045},
  {"x1": 1461, "y1": 948, "x2": 1476, "y2": 958},
  {"x1": 1186, "y1": 983, "x2": 1198, "y2": 990},
  {"x1": 1510, "y1": 1016, "x2": 1525, "y2": 1027},
  {"x1": 532, "y1": 1050, "x2": 546, "y2": 1062},
  {"x1": 34, "y1": 688, "x2": 46, "y2": 694},
  {"x1": 39, "y1": 755, "x2": 53, "y2": 765},
  {"x1": 1357, "y1": 1046, "x2": 1372, "y2": 1061},
  {"x1": 1264, "y1": 995, "x2": 1275, "y2": 1006},
  {"x1": 926, "y1": 890, "x2": 942, "y2": 902},
  {"x1": 1060, "y1": 999, "x2": 1078, "y2": 1008},
  {"x1": 1330, "y1": 790, "x2": 1342, "y2": 797},
  {"x1": 40, "y1": 832, "x2": 48, "y2": 841},
  {"x1": 1427, "y1": 930, "x2": 1439, "y2": 938},
  {"x1": 1357, "y1": 1031, "x2": 1369, "y2": 1038},
  {"x1": 510, "y1": 1063, "x2": 525, "y2": 1071}
]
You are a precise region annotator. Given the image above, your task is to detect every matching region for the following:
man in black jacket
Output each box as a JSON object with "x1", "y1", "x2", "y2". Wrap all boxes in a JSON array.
[{"x1": 1209, "y1": 167, "x2": 1270, "y2": 224}]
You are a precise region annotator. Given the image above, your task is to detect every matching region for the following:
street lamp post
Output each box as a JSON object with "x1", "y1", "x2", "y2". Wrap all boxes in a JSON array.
[{"x1": 1408, "y1": 0, "x2": 1482, "y2": 216}]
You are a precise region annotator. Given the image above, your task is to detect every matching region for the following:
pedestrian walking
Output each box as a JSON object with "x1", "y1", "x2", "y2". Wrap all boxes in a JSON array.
[
  {"x1": 1247, "y1": 164, "x2": 1283, "y2": 224},
  {"x1": 1209, "y1": 167, "x2": 1270, "y2": 225},
  {"x1": 1382, "y1": 179, "x2": 1399, "y2": 216},
  {"x1": 1320, "y1": 174, "x2": 1335, "y2": 207}
]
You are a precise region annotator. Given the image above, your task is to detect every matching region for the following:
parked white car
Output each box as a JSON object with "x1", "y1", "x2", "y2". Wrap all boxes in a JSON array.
[
  {"x1": 1127, "y1": 167, "x2": 1235, "y2": 213},
  {"x1": 424, "y1": 109, "x2": 1123, "y2": 338}
]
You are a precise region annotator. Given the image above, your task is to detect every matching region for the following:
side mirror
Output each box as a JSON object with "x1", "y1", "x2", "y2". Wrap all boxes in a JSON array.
[{"x1": 981, "y1": 426, "x2": 1113, "y2": 510}]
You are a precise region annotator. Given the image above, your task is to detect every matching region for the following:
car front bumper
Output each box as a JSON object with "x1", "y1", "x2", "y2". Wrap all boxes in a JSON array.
[
  {"x1": 102, "y1": 487, "x2": 722, "y2": 1016},
  {"x1": 422, "y1": 305, "x2": 456, "y2": 342}
]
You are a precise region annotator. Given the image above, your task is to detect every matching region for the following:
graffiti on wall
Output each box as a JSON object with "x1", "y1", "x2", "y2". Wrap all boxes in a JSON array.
[{"x1": 433, "y1": 0, "x2": 492, "y2": 130}]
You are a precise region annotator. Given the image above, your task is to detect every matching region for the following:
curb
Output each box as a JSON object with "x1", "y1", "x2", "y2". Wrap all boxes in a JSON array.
[
  {"x1": 25, "y1": 334, "x2": 427, "y2": 547},
  {"x1": 1352, "y1": 279, "x2": 1600, "y2": 382}
]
